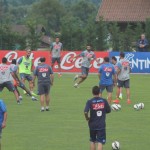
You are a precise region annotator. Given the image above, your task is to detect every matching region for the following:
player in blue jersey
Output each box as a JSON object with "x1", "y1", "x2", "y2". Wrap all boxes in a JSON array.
[
  {"x1": 33, "y1": 57, "x2": 54, "y2": 112},
  {"x1": 0, "y1": 99, "x2": 7, "y2": 149},
  {"x1": 71, "y1": 44, "x2": 99, "y2": 88},
  {"x1": 98, "y1": 57, "x2": 117, "y2": 104},
  {"x1": 111, "y1": 56, "x2": 123, "y2": 99},
  {"x1": 84, "y1": 86, "x2": 111, "y2": 150}
]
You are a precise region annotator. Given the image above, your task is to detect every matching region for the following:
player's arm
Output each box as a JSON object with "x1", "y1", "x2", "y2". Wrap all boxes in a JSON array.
[
  {"x1": 2, "y1": 111, "x2": 7, "y2": 128},
  {"x1": 84, "y1": 101, "x2": 90, "y2": 121},
  {"x1": 98, "y1": 66, "x2": 102, "y2": 80},
  {"x1": 50, "y1": 74, "x2": 54, "y2": 85},
  {"x1": 32, "y1": 67, "x2": 37, "y2": 86},
  {"x1": 105, "y1": 100, "x2": 111, "y2": 114},
  {"x1": 84, "y1": 112, "x2": 90, "y2": 121}
]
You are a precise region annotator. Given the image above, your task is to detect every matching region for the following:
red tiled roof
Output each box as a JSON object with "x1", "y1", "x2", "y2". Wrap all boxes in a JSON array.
[{"x1": 97, "y1": 0, "x2": 150, "y2": 22}]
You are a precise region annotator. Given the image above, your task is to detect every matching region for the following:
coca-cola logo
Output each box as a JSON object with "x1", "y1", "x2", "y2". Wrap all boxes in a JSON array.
[{"x1": 60, "y1": 52, "x2": 104, "y2": 70}]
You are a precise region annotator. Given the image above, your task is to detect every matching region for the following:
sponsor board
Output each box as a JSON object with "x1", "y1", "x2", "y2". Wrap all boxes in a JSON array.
[
  {"x1": 109, "y1": 52, "x2": 150, "y2": 73},
  {"x1": 0, "y1": 51, "x2": 108, "y2": 73}
]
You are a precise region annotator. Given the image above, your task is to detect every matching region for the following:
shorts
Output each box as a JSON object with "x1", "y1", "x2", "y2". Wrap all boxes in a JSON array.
[
  {"x1": 0, "y1": 81, "x2": 16, "y2": 92},
  {"x1": 52, "y1": 57, "x2": 61, "y2": 64},
  {"x1": 90, "y1": 129, "x2": 106, "y2": 144},
  {"x1": 38, "y1": 83, "x2": 50, "y2": 95},
  {"x1": 81, "y1": 66, "x2": 89, "y2": 76},
  {"x1": 20, "y1": 73, "x2": 32, "y2": 81},
  {"x1": 99, "y1": 85, "x2": 113, "y2": 93},
  {"x1": 117, "y1": 79, "x2": 130, "y2": 88}
]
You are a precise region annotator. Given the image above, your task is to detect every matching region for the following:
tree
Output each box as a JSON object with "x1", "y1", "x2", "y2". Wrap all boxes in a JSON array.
[{"x1": 31, "y1": 0, "x2": 66, "y2": 32}]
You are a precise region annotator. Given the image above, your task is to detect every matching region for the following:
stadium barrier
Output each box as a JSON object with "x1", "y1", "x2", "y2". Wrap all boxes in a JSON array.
[{"x1": 0, "y1": 50, "x2": 150, "y2": 73}]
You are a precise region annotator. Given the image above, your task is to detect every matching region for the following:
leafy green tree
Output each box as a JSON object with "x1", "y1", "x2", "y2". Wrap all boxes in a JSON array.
[{"x1": 31, "y1": 0, "x2": 66, "y2": 32}]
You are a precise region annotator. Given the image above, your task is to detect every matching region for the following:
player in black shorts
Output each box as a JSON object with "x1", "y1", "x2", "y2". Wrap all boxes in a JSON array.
[{"x1": 84, "y1": 86, "x2": 111, "y2": 150}]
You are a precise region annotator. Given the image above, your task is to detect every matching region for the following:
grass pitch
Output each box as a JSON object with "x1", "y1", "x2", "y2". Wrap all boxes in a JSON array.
[{"x1": 1, "y1": 74, "x2": 150, "y2": 150}]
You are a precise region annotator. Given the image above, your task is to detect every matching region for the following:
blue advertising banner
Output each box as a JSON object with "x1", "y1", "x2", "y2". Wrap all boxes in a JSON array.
[{"x1": 109, "y1": 52, "x2": 150, "y2": 73}]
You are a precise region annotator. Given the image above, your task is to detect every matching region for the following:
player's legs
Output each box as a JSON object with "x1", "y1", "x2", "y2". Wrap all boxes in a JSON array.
[
  {"x1": 45, "y1": 84, "x2": 51, "y2": 111},
  {"x1": 90, "y1": 142, "x2": 96, "y2": 150},
  {"x1": 20, "y1": 73, "x2": 27, "y2": 94},
  {"x1": 97, "y1": 129, "x2": 106, "y2": 150},
  {"x1": 106, "y1": 85, "x2": 113, "y2": 103},
  {"x1": 5, "y1": 81, "x2": 20, "y2": 103},
  {"x1": 57, "y1": 57, "x2": 62, "y2": 76},
  {"x1": 90, "y1": 130, "x2": 96, "y2": 150},
  {"x1": 99, "y1": 85, "x2": 105, "y2": 97},
  {"x1": 97, "y1": 143, "x2": 103, "y2": 150},
  {"x1": 124, "y1": 79, "x2": 131, "y2": 104},
  {"x1": 51, "y1": 57, "x2": 56, "y2": 70},
  {"x1": 74, "y1": 67, "x2": 88, "y2": 87},
  {"x1": 38, "y1": 83, "x2": 45, "y2": 111},
  {"x1": 119, "y1": 87, "x2": 123, "y2": 99}
]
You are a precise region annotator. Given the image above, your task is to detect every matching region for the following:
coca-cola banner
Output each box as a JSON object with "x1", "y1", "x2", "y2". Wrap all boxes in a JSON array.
[{"x1": 0, "y1": 50, "x2": 108, "y2": 73}]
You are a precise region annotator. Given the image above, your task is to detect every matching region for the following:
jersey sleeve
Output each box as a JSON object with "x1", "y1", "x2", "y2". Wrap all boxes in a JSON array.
[
  {"x1": 80, "y1": 51, "x2": 85, "y2": 57},
  {"x1": 33, "y1": 66, "x2": 38, "y2": 76},
  {"x1": 117, "y1": 62, "x2": 122, "y2": 70},
  {"x1": 0, "y1": 100, "x2": 7, "y2": 112},
  {"x1": 84, "y1": 100, "x2": 90, "y2": 113},
  {"x1": 50, "y1": 43, "x2": 53, "y2": 49},
  {"x1": 13, "y1": 66, "x2": 18, "y2": 73},
  {"x1": 49, "y1": 66, "x2": 53, "y2": 74},
  {"x1": 92, "y1": 53, "x2": 96, "y2": 59},
  {"x1": 98, "y1": 66, "x2": 102, "y2": 73},
  {"x1": 17, "y1": 57, "x2": 23, "y2": 64}
]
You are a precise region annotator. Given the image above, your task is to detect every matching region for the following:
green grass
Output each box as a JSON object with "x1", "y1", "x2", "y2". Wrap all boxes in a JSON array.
[{"x1": 1, "y1": 74, "x2": 150, "y2": 150}]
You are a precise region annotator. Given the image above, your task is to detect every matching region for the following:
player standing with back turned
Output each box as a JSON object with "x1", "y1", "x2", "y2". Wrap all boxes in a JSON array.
[{"x1": 84, "y1": 86, "x2": 111, "y2": 150}]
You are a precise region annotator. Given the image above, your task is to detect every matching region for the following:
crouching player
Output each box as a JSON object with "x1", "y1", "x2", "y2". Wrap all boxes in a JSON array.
[
  {"x1": 10, "y1": 59, "x2": 37, "y2": 102},
  {"x1": 33, "y1": 57, "x2": 54, "y2": 112},
  {"x1": 84, "y1": 86, "x2": 111, "y2": 150}
]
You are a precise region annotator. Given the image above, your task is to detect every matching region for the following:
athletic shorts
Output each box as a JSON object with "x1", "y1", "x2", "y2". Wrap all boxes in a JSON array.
[
  {"x1": 89, "y1": 129, "x2": 106, "y2": 144},
  {"x1": 99, "y1": 85, "x2": 113, "y2": 93},
  {"x1": 117, "y1": 79, "x2": 130, "y2": 88},
  {"x1": 20, "y1": 73, "x2": 32, "y2": 81},
  {"x1": 38, "y1": 83, "x2": 50, "y2": 95},
  {"x1": 81, "y1": 66, "x2": 89, "y2": 76},
  {"x1": 52, "y1": 57, "x2": 61, "y2": 64},
  {"x1": 0, "y1": 81, "x2": 16, "y2": 92}
]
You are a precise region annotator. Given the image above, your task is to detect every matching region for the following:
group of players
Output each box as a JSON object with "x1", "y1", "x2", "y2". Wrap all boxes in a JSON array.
[{"x1": 0, "y1": 37, "x2": 131, "y2": 150}]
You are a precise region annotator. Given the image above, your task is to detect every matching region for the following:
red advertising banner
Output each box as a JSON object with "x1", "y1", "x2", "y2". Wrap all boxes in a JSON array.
[{"x1": 0, "y1": 50, "x2": 109, "y2": 73}]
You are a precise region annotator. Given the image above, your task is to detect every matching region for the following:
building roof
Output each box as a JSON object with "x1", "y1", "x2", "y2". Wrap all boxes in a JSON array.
[{"x1": 97, "y1": 0, "x2": 150, "y2": 22}]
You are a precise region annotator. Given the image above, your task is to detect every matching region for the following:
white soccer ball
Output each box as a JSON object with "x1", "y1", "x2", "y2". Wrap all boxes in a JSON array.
[
  {"x1": 111, "y1": 104, "x2": 121, "y2": 111},
  {"x1": 138, "y1": 103, "x2": 144, "y2": 109},
  {"x1": 133, "y1": 104, "x2": 140, "y2": 110},
  {"x1": 112, "y1": 141, "x2": 120, "y2": 150}
]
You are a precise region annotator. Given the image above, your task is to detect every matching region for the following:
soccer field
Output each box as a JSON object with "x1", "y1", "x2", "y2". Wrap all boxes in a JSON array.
[{"x1": 1, "y1": 74, "x2": 150, "y2": 150}]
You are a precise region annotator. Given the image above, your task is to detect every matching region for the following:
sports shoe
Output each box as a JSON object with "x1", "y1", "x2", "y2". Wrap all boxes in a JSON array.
[
  {"x1": 127, "y1": 99, "x2": 131, "y2": 104},
  {"x1": 46, "y1": 108, "x2": 49, "y2": 111},
  {"x1": 113, "y1": 99, "x2": 120, "y2": 104},
  {"x1": 74, "y1": 83, "x2": 79, "y2": 88},
  {"x1": 19, "y1": 96, "x2": 23, "y2": 101},
  {"x1": 119, "y1": 94, "x2": 123, "y2": 100},
  {"x1": 74, "y1": 75, "x2": 79, "y2": 82},
  {"x1": 40, "y1": 109, "x2": 45, "y2": 112},
  {"x1": 31, "y1": 96, "x2": 38, "y2": 101},
  {"x1": 17, "y1": 100, "x2": 21, "y2": 104},
  {"x1": 23, "y1": 90, "x2": 27, "y2": 95},
  {"x1": 31, "y1": 92, "x2": 38, "y2": 97},
  {"x1": 58, "y1": 73, "x2": 62, "y2": 77}
]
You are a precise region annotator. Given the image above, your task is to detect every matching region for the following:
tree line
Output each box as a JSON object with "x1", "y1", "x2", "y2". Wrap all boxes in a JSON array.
[{"x1": 0, "y1": 0, "x2": 149, "y2": 51}]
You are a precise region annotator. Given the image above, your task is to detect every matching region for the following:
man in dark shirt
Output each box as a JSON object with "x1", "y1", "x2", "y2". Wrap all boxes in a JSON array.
[
  {"x1": 137, "y1": 34, "x2": 149, "y2": 52},
  {"x1": 33, "y1": 57, "x2": 54, "y2": 112},
  {"x1": 84, "y1": 86, "x2": 111, "y2": 150}
]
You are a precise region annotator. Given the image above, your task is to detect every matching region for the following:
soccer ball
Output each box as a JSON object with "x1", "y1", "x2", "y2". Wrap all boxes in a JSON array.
[
  {"x1": 111, "y1": 104, "x2": 121, "y2": 111},
  {"x1": 133, "y1": 104, "x2": 140, "y2": 110},
  {"x1": 138, "y1": 103, "x2": 144, "y2": 109},
  {"x1": 112, "y1": 141, "x2": 120, "y2": 150}
]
